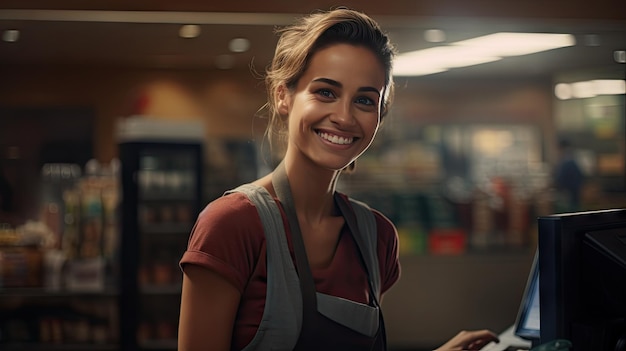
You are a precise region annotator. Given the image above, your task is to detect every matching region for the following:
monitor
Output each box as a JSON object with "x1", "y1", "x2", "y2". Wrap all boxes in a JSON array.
[
  {"x1": 514, "y1": 251, "x2": 540, "y2": 345},
  {"x1": 537, "y1": 208, "x2": 626, "y2": 351}
]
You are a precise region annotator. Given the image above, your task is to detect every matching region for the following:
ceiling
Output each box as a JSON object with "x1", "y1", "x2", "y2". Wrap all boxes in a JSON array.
[{"x1": 0, "y1": 1, "x2": 625, "y2": 80}]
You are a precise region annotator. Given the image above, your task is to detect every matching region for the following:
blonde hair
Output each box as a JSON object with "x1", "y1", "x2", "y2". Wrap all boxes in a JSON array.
[{"x1": 262, "y1": 8, "x2": 396, "y2": 167}]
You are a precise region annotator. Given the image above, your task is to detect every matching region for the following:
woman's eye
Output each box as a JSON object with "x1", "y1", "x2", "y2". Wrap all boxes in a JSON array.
[
  {"x1": 355, "y1": 96, "x2": 375, "y2": 106},
  {"x1": 316, "y1": 89, "x2": 335, "y2": 99}
]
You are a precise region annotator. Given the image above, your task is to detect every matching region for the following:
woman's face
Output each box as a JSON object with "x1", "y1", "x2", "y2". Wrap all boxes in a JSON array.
[{"x1": 278, "y1": 43, "x2": 386, "y2": 171}]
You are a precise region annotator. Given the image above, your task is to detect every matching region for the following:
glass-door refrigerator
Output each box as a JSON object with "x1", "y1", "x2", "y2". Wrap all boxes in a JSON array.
[{"x1": 117, "y1": 118, "x2": 204, "y2": 351}]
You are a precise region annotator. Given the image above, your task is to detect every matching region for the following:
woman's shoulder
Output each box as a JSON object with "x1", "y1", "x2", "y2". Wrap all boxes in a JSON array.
[
  {"x1": 205, "y1": 190, "x2": 257, "y2": 212},
  {"x1": 187, "y1": 187, "x2": 267, "y2": 259},
  {"x1": 184, "y1": 188, "x2": 267, "y2": 292},
  {"x1": 196, "y1": 189, "x2": 262, "y2": 229}
]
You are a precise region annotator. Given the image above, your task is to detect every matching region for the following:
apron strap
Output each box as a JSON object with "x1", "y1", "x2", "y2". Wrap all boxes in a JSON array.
[
  {"x1": 334, "y1": 194, "x2": 381, "y2": 303},
  {"x1": 271, "y1": 161, "x2": 318, "y2": 328}
]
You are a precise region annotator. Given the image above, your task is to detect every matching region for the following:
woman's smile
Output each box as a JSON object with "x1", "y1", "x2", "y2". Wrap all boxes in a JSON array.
[{"x1": 316, "y1": 130, "x2": 356, "y2": 146}]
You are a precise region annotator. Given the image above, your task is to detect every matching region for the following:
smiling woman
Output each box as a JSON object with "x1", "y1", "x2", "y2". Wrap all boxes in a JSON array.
[{"x1": 176, "y1": 7, "x2": 499, "y2": 351}]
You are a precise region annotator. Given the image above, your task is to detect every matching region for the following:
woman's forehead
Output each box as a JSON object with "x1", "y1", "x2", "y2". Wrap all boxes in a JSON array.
[{"x1": 302, "y1": 44, "x2": 386, "y2": 90}]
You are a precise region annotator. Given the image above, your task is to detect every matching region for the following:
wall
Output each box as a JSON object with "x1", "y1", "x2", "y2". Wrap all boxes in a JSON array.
[
  {"x1": 383, "y1": 253, "x2": 534, "y2": 349},
  {"x1": 0, "y1": 65, "x2": 268, "y2": 163}
]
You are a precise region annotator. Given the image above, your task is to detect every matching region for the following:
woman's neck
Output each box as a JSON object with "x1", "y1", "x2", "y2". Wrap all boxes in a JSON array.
[{"x1": 282, "y1": 155, "x2": 341, "y2": 225}]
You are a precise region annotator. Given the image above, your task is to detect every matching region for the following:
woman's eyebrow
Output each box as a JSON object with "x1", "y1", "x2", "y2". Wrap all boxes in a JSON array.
[
  {"x1": 313, "y1": 77, "x2": 341, "y2": 87},
  {"x1": 358, "y1": 86, "x2": 381, "y2": 96},
  {"x1": 312, "y1": 78, "x2": 380, "y2": 96}
]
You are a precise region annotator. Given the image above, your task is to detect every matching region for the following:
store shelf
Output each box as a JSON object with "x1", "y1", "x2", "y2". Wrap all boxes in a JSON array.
[
  {"x1": 139, "y1": 193, "x2": 196, "y2": 202},
  {"x1": 140, "y1": 223, "x2": 193, "y2": 235},
  {"x1": 0, "y1": 343, "x2": 119, "y2": 351},
  {"x1": 140, "y1": 339, "x2": 178, "y2": 350},
  {"x1": 0, "y1": 287, "x2": 119, "y2": 298},
  {"x1": 140, "y1": 284, "x2": 181, "y2": 295},
  {"x1": 119, "y1": 139, "x2": 203, "y2": 351}
]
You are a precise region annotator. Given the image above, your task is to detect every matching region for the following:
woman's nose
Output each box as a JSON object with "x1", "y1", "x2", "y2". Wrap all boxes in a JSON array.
[{"x1": 329, "y1": 100, "x2": 356, "y2": 127}]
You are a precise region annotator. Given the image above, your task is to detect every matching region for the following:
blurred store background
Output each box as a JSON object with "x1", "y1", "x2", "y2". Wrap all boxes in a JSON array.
[{"x1": 0, "y1": 1, "x2": 624, "y2": 350}]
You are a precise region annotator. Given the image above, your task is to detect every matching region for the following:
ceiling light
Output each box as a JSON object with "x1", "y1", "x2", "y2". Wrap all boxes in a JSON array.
[
  {"x1": 571, "y1": 81, "x2": 597, "y2": 99},
  {"x1": 590, "y1": 79, "x2": 626, "y2": 95},
  {"x1": 393, "y1": 46, "x2": 500, "y2": 76},
  {"x1": 554, "y1": 83, "x2": 572, "y2": 100},
  {"x1": 179, "y1": 24, "x2": 200, "y2": 39},
  {"x1": 228, "y1": 38, "x2": 250, "y2": 53},
  {"x1": 393, "y1": 58, "x2": 448, "y2": 76},
  {"x1": 394, "y1": 32, "x2": 576, "y2": 77},
  {"x1": 424, "y1": 29, "x2": 446, "y2": 43},
  {"x1": 453, "y1": 32, "x2": 576, "y2": 57},
  {"x1": 583, "y1": 34, "x2": 601, "y2": 47},
  {"x1": 555, "y1": 79, "x2": 626, "y2": 100},
  {"x1": 2, "y1": 29, "x2": 20, "y2": 42}
]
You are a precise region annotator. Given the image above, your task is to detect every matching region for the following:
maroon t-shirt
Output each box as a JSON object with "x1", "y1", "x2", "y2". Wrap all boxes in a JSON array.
[{"x1": 179, "y1": 191, "x2": 401, "y2": 350}]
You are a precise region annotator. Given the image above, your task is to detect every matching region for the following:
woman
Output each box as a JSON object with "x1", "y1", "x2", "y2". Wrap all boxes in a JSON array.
[{"x1": 178, "y1": 8, "x2": 498, "y2": 351}]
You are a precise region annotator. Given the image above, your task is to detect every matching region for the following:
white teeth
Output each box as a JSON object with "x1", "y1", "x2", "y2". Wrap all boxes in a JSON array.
[{"x1": 318, "y1": 132, "x2": 353, "y2": 145}]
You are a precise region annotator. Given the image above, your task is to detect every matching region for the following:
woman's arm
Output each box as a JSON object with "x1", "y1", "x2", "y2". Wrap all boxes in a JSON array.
[{"x1": 178, "y1": 264, "x2": 241, "y2": 351}]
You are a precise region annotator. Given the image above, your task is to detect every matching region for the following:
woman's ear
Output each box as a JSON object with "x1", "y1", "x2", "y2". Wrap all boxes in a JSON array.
[{"x1": 277, "y1": 84, "x2": 291, "y2": 116}]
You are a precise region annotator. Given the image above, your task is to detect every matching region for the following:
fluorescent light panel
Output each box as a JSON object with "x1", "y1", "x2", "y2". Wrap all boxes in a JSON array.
[
  {"x1": 555, "y1": 79, "x2": 626, "y2": 100},
  {"x1": 394, "y1": 32, "x2": 576, "y2": 77}
]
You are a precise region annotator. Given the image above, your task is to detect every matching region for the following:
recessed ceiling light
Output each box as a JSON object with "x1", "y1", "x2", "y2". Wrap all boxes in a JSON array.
[
  {"x1": 424, "y1": 29, "x2": 446, "y2": 43},
  {"x1": 2, "y1": 29, "x2": 20, "y2": 43},
  {"x1": 179, "y1": 24, "x2": 201, "y2": 39},
  {"x1": 583, "y1": 34, "x2": 601, "y2": 47},
  {"x1": 228, "y1": 38, "x2": 250, "y2": 53}
]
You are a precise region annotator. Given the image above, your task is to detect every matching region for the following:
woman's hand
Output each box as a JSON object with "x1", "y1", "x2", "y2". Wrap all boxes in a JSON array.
[{"x1": 434, "y1": 329, "x2": 500, "y2": 351}]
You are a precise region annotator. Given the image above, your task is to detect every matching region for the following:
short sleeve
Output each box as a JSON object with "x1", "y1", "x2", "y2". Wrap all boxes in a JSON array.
[
  {"x1": 372, "y1": 209, "x2": 401, "y2": 294},
  {"x1": 179, "y1": 192, "x2": 266, "y2": 293}
]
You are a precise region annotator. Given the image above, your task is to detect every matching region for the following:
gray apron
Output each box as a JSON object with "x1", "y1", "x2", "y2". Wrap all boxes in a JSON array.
[{"x1": 232, "y1": 161, "x2": 385, "y2": 350}]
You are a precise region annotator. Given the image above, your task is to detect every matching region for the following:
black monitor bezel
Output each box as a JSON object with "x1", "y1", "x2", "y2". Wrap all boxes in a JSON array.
[{"x1": 537, "y1": 208, "x2": 626, "y2": 346}]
